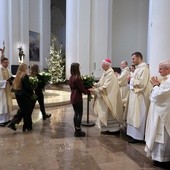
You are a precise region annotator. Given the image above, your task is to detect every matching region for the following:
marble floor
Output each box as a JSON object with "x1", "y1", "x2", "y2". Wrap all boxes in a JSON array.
[{"x1": 0, "y1": 86, "x2": 168, "y2": 170}]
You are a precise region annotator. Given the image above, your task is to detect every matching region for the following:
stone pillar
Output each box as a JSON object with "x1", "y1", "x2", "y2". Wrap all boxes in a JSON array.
[
  {"x1": 147, "y1": 0, "x2": 170, "y2": 76},
  {"x1": 18, "y1": 0, "x2": 29, "y2": 64},
  {"x1": 77, "y1": 0, "x2": 91, "y2": 76},
  {"x1": 90, "y1": 0, "x2": 113, "y2": 78},
  {"x1": 7, "y1": 0, "x2": 27, "y2": 64},
  {"x1": 66, "y1": 0, "x2": 113, "y2": 79},
  {"x1": 40, "y1": 0, "x2": 50, "y2": 70},
  {"x1": 66, "y1": 0, "x2": 78, "y2": 79},
  {"x1": 0, "y1": 0, "x2": 9, "y2": 58}
]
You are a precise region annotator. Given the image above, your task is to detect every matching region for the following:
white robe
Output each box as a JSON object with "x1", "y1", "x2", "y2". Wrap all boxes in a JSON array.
[
  {"x1": 118, "y1": 66, "x2": 130, "y2": 122},
  {"x1": 93, "y1": 67, "x2": 123, "y2": 132},
  {"x1": 127, "y1": 62, "x2": 152, "y2": 140},
  {"x1": 0, "y1": 66, "x2": 12, "y2": 123},
  {"x1": 145, "y1": 74, "x2": 170, "y2": 162},
  {"x1": 0, "y1": 80, "x2": 8, "y2": 123}
]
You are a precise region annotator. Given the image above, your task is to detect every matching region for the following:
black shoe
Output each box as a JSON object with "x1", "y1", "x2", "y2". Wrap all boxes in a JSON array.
[
  {"x1": 43, "y1": 114, "x2": 51, "y2": 120},
  {"x1": 80, "y1": 131, "x2": 86, "y2": 136},
  {"x1": 0, "y1": 120, "x2": 11, "y2": 127},
  {"x1": 128, "y1": 138, "x2": 145, "y2": 144},
  {"x1": 101, "y1": 130, "x2": 120, "y2": 135},
  {"x1": 27, "y1": 127, "x2": 33, "y2": 131},
  {"x1": 23, "y1": 124, "x2": 33, "y2": 132},
  {"x1": 128, "y1": 139, "x2": 139, "y2": 144},
  {"x1": 74, "y1": 129, "x2": 86, "y2": 137},
  {"x1": 23, "y1": 128, "x2": 26, "y2": 132},
  {"x1": 101, "y1": 131, "x2": 110, "y2": 135},
  {"x1": 7, "y1": 123, "x2": 17, "y2": 131},
  {"x1": 108, "y1": 130, "x2": 120, "y2": 135},
  {"x1": 153, "y1": 161, "x2": 170, "y2": 169},
  {"x1": 23, "y1": 127, "x2": 33, "y2": 132},
  {"x1": 0, "y1": 123, "x2": 6, "y2": 127}
]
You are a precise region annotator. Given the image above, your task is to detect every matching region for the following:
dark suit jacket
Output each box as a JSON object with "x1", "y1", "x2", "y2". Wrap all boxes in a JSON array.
[
  {"x1": 15, "y1": 75, "x2": 33, "y2": 97},
  {"x1": 35, "y1": 74, "x2": 46, "y2": 95}
]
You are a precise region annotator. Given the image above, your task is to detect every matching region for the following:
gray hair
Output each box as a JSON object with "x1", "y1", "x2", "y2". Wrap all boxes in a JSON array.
[{"x1": 160, "y1": 60, "x2": 170, "y2": 68}]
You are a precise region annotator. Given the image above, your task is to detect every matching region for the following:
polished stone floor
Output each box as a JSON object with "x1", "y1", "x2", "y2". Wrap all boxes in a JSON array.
[{"x1": 0, "y1": 86, "x2": 168, "y2": 170}]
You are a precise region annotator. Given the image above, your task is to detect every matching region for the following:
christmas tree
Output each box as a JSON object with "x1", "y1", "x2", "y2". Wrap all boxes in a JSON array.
[{"x1": 46, "y1": 35, "x2": 65, "y2": 84}]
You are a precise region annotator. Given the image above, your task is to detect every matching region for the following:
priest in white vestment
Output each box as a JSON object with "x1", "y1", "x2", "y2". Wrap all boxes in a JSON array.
[
  {"x1": 129, "y1": 64, "x2": 135, "y2": 77},
  {"x1": 116, "y1": 61, "x2": 130, "y2": 124},
  {"x1": 89, "y1": 58, "x2": 123, "y2": 135},
  {"x1": 0, "y1": 57, "x2": 13, "y2": 126},
  {"x1": 145, "y1": 60, "x2": 170, "y2": 167},
  {"x1": 126, "y1": 52, "x2": 152, "y2": 143}
]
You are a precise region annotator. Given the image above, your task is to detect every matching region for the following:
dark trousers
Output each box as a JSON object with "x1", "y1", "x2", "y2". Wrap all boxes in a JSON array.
[
  {"x1": 11, "y1": 94, "x2": 32, "y2": 129},
  {"x1": 30, "y1": 91, "x2": 46, "y2": 117},
  {"x1": 72, "y1": 102, "x2": 83, "y2": 128}
]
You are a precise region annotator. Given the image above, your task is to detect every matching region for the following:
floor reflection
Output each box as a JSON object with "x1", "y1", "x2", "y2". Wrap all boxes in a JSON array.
[{"x1": 0, "y1": 88, "x2": 165, "y2": 170}]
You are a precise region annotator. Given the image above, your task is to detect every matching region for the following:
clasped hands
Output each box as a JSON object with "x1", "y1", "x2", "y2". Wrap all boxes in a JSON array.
[{"x1": 150, "y1": 76, "x2": 160, "y2": 87}]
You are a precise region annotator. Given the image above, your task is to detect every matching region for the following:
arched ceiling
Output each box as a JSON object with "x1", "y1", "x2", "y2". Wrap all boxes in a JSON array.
[{"x1": 51, "y1": 0, "x2": 66, "y2": 19}]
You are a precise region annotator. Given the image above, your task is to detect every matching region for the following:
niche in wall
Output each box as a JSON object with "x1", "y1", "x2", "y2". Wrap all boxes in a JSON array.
[
  {"x1": 29, "y1": 31, "x2": 40, "y2": 61},
  {"x1": 51, "y1": 0, "x2": 66, "y2": 52}
]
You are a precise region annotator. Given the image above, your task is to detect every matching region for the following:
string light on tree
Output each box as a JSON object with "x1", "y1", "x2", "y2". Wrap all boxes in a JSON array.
[{"x1": 46, "y1": 35, "x2": 65, "y2": 84}]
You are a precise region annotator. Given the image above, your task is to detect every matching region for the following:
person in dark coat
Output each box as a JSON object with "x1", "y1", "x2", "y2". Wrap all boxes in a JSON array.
[
  {"x1": 68, "y1": 63, "x2": 90, "y2": 137},
  {"x1": 30, "y1": 64, "x2": 51, "y2": 120},
  {"x1": 8, "y1": 63, "x2": 33, "y2": 132}
]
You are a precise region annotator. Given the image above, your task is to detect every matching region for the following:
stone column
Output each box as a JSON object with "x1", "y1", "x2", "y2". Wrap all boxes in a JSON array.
[
  {"x1": 66, "y1": 0, "x2": 78, "y2": 79},
  {"x1": 90, "y1": 0, "x2": 113, "y2": 78},
  {"x1": 147, "y1": 0, "x2": 170, "y2": 76},
  {"x1": 66, "y1": 0, "x2": 113, "y2": 79},
  {"x1": 40, "y1": 0, "x2": 50, "y2": 70},
  {"x1": 18, "y1": 0, "x2": 29, "y2": 64},
  {"x1": 77, "y1": 0, "x2": 91, "y2": 76},
  {"x1": 0, "y1": 0, "x2": 9, "y2": 58}
]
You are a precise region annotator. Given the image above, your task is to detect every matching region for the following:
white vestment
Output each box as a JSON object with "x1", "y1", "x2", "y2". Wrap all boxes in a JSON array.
[
  {"x1": 93, "y1": 67, "x2": 123, "y2": 132},
  {"x1": 0, "y1": 65, "x2": 12, "y2": 123},
  {"x1": 118, "y1": 66, "x2": 130, "y2": 122},
  {"x1": 127, "y1": 62, "x2": 152, "y2": 140},
  {"x1": 145, "y1": 74, "x2": 170, "y2": 162}
]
